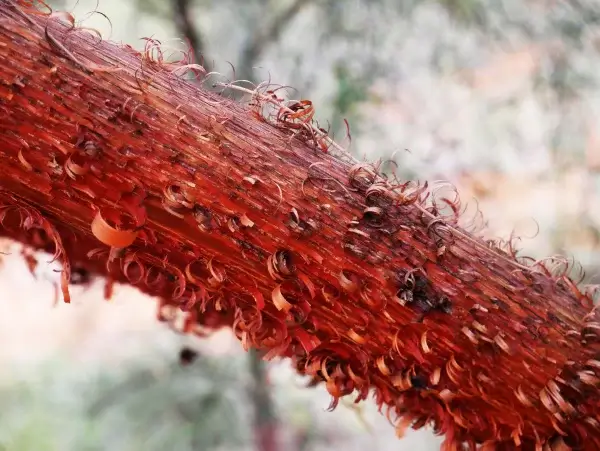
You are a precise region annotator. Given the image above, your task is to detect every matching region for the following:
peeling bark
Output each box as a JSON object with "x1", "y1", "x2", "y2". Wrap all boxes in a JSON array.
[{"x1": 0, "y1": 2, "x2": 599, "y2": 450}]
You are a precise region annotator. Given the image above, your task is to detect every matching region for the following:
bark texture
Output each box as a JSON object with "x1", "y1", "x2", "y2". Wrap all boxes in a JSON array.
[{"x1": 1, "y1": 2, "x2": 600, "y2": 449}]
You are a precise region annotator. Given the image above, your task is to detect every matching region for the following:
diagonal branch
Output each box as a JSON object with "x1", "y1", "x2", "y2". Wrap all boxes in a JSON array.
[{"x1": 238, "y1": 0, "x2": 316, "y2": 82}]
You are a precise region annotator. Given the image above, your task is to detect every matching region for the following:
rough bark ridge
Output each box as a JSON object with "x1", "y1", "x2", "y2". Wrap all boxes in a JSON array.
[{"x1": 1, "y1": 2, "x2": 599, "y2": 449}]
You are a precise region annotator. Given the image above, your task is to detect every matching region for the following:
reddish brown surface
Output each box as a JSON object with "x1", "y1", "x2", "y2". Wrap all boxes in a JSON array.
[{"x1": 1, "y1": 1, "x2": 599, "y2": 449}]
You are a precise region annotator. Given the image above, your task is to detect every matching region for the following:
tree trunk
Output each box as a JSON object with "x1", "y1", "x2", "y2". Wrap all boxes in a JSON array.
[
  {"x1": 169, "y1": 4, "x2": 281, "y2": 449},
  {"x1": 171, "y1": 0, "x2": 204, "y2": 66},
  {"x1": 249, "y1": 348, "x2": 279, "y2": 451},
  {"x1": 1, "y1": 2, "x2": 599, "y2": 450}
]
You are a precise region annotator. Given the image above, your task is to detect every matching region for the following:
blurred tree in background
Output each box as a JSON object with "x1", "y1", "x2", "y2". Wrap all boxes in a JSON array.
[{"x1": 0, "y1": 355, "x2": 247, "y2": 451}]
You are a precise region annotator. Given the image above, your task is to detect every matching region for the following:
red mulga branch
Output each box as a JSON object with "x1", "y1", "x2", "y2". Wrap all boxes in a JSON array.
[{"x1": 0, "y1": 1, "x2": 598, "y2": 449}]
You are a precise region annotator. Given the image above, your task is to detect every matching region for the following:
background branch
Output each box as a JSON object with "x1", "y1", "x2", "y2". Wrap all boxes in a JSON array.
[
  {"x1": 172, "y1": 0, "x2": 204, "y2": 65},
  {"x1": 238, "y1": 0, "x2": 316, "y2": 82}
]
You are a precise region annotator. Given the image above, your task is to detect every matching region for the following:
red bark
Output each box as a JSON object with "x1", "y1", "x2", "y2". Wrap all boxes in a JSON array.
[{"x1": 0, "y1": 2, "x2": 599, "y2": 449}]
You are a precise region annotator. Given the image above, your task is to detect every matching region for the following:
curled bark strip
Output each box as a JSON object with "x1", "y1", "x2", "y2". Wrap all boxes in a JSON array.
[
  {"x1": 539, "y1": 387, "x2": 559, "y2": 414},
  {"x1": 162, "y1": 200, "x2": 185, "y2": 218},
  {"x1": 339, "y1": 269, "x2": 359, "y2": 293},
  {"x1": 193, "y1": 205, "x2": 215, "y2": 231},
  {"x1": 267, "y1": 249, "x2": 295, "y2": 280},
  {"x1": 65, "y1": 152, "x2": 90, "y2": 179},
  {"x1": 207, "y1": 258, "x2": 225, "y2": 287},
  {"x1": 249, "y1": 287, "x2": 265, "y2": 311},
  {"x1": 420, "y1": 331, "x2": 432, "y2": 354},
  {"x1": 462, "y1": 327, "x2": 479, "y2": 345},
  {"x1": 363, "y1": 206, "x2": 385, "y2": 227},
  {"x1": 577, "y1": 370, "x2": 599, "y2": 386},
  {"x1": 376, "y1": 356, "x2": 392, "y2": 376},
  {"x1": 297, "y1": 271, "x2": 316, "y2": 299},
  {"x1": 243, "y1": 175, "x2": 260, "y2": 186},
  {"x1": 293, "y1": 328, "x2": 320, "y2": 353},
  {"x1": 348, "y1": 163, "x2": 377, "y2": 191},
  {"x1": 277, "y1": 100, "x2": 315, "y2": 128},
  {"x1": 471, "y1": 320, "x2": 488, "y2": 334},
  {"x1": 347, "y1": 328, "x2": 367, "y2": 344},
  {"x1": 515, "y1": 385, "x2": 533, "y2": 407},
  {"x1": 163, "y1": 263, "x2": 186, "y2": 300},
  {"x1": 18, "y1": 148, "x2": 33, "y2": 171},
  {"x1": 184, "y1": 258, "x2": 205, "y2": 285},
  {"x1": 163, "y1": 183, "x2": 194, "y2": 209},
  {"x1": 90, "y1": 210, "x2": 138, "y2": 248},
  {"x1": 365, "y1": 182, "x2": 394, "y2": 207},
  {"x1": 272, "y1": 284, "x2": 292, "y2": 312},
  {"x1": 391, "y1": 370, "x2": 413, "y2": 391},
  {"x1": 290, "y1": 207, "x2": 300, "y2": 224}
]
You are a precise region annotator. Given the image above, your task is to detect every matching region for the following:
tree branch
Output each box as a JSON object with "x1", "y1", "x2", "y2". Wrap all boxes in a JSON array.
[
  {"x1": 238, "y1": 0, "x2": 315, "y2": 82},
  {"x1": 249, "y1": 348, "x2": 279, "y2": 451},
  {"x1": 170, "y1": 3, "x2": 280, "y2": 449},
  {"x1": 172, "y1": 0, "x2": 204, "y2": 65}
]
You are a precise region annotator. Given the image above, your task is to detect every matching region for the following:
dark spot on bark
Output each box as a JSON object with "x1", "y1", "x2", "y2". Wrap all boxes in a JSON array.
[
  {"x1": 413, "y1": 296, "x2": 435, "y2": 315},
  {"x1": 288, "y1": 215, "x2": 317, "y2": 237},
  {"x1": 491, "y1": 298, "x2": 510, "y2": 312},
  {"x1": 70, "y1": 266, "x2": 91, "y2": 285},
  {"x1": 410, "y1": 373, "x2": 428, "y2": 390},
  {"x1": 522, "y1": 316, "x2": 536, "y2": 327},
  {"x1": 547, "y1": 311, "x2": 566, "y2": 328},
  {"x1": 179, "y1": 347, "x2": 199, "y2": 366},
  {"x1": 238, "y1": 239, "x2": 266, "y2": 260},
  {"x1": 436, "y1": 296, "x2": 452, "y2": 314},
  {"x1": 12, "y1": 75, "x2": 27, "y2": 89},
  {"x1": 39, "y1": 54, "x2": 53, "y2": 67}
]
